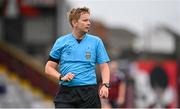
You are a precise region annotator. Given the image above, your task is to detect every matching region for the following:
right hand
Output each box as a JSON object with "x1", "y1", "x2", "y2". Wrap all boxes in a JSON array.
[{"x1": 61, "y1": 72, "x2": 75, "y2": 81}]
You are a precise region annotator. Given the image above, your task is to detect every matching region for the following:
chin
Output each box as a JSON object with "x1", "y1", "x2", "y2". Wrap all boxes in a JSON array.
[
  {"x1": 85, "y1": 29, "x2": 90, "y2": 33},
  {"x1": 80, "y1": 29, "x2": 89, "y2": 34},
  {"x1": 83, "y1": 30, "x2": 89, "y2": 34}
]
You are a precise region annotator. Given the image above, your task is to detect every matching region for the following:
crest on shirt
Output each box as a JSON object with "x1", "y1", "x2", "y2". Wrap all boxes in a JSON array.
[{"x1": 85, "y1": 52, "x2": 91, "y2": 60}]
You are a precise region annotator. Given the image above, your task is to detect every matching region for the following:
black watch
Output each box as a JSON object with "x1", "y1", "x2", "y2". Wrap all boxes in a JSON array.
[
  {"x1": 59, "y1": 75, "x2": 63, "y2": 81},
  {"x1": 102, "y1": 83, "x2": 110, "y2": 88}
]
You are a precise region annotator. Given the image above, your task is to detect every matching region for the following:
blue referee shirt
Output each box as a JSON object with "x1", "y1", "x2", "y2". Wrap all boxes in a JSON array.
[{"x1": 49, "y1": 33, "x2": 110, "y2": 86}]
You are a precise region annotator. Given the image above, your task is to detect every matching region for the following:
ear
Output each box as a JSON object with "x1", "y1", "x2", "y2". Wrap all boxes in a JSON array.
[{"x1": 72, "y1": 20, "x2": 77, "y2": 27}]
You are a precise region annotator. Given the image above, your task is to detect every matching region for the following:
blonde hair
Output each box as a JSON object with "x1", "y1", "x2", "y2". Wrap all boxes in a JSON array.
[{"x1": 68, "y1": 7, "x2": 90, "y2": 27}]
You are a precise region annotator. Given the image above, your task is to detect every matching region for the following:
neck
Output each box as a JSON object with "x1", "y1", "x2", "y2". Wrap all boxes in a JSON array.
[{"x1": 72, "y1": 29, "x2": 86, "y2": 39}]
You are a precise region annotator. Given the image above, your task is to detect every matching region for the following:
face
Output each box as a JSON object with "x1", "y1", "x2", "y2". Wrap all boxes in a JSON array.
[{"x1": 73, "y1": 13, "x2": 91, "y2": 33}]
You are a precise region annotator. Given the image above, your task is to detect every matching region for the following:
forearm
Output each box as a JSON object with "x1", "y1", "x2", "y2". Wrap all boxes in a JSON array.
[
  {"x1": 45, "y1": 61, "x2": 60, "y2": 81},
  {"x1": 100, "y1": 63, "x2": 110, "y2": 83},
  {"x1": 99, "y1": 63, "x2": 110, "y2": 98}
]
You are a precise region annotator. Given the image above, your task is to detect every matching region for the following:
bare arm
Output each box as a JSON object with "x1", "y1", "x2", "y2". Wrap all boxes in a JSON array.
[
  {"x1": 45, "y1": 61, "x2": 60, "y2": 81},
  {"x1": 45, "y1": 61, "x2": 75, "y2": 81},
  {"x1": 99, "y1": 63, "x2": 110, "y2": 84},
  {"x1": 99, "y1": 63, "x2": 110, "y2": 98}
]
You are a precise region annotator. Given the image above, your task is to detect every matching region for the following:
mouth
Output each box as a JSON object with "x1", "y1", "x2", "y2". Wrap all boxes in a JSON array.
[{"x1": 86, "y1": 27, "x2": 90, "y2": 30}]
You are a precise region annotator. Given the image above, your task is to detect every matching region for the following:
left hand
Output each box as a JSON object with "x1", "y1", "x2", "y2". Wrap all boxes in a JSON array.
[{"x1": 99, "y1": 85, "x2": 109, "y2": 98}]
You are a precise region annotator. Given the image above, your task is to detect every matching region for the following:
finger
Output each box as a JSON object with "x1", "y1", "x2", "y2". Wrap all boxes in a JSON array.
[
  {"x1": 70, "y1": 74, "x2": 75, "y2": 79},
  {"x1": 70, "y1": 73, "x2": 75, "y2": 77},
  {"x1": 69, "y1": 76, "x2": 73, "y2": 80},
  {"x1": 67, "y1": 76, "x2": 72, "y2": 81},
  {"x1": 99, "y1": 90, "x2": 102, "y2": 97},
  {"x1": 66, "y1": 74, "x2": 71, "y2": 78},
  {"x1": 69, "y1": 74, "x2": 74, "y2": 79},
  {"x1": 105, "y1": 91, "x2": 108, "y2": 98},
  {"x1": 71, "y1": 74, "x2": 75, "y2": 78},
  {"x1": 66, "y1": 78, "x2": 71, "y2": 81},
  {"x1": 68, "y1": 72, "x2": 74, "y2": 75},
  {"x1": 105, "y1": 93, "x2": 108, "y2": 98},
  {"x1": 65, "y1": 76, "x2": 69, "y2": 81},
  {"x1": 68, "y1": 75, "x2": 74, "y2": 80},
  {"x1": 67, "y1": 73, "x2": 75, "y2": 78},
  {"x1": 67, "y1": 75, "x2": 74, "y2": 81},
  {"x1": 99, "y1": 90, "x2": 104, "y2": 98},
  {"x1": 103, "y1": 93, "x2": 107, "y2": 98},
  {"x1": 101, "y1": 91, "x2": 108, "y2": 98}
]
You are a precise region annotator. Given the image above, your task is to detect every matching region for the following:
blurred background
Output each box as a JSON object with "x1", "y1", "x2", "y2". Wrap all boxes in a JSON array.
[{"x1": 0, "y1": 0, "x2": 180, "y2": 108}]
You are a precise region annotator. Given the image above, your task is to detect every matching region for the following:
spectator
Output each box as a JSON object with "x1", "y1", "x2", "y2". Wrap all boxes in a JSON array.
[{"x1": 108, "y1": 60, "x2": 126, "y2": 108}]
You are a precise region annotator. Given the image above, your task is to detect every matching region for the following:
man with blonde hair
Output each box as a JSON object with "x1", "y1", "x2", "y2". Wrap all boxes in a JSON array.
[{"x1": 45, "y1": 7, "x2": 110, "y2": 108}]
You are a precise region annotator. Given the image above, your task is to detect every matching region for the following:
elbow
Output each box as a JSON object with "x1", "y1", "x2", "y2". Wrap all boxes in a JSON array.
[{"x1": 45, "y1": 64, "x2": 49, "y2": 75}]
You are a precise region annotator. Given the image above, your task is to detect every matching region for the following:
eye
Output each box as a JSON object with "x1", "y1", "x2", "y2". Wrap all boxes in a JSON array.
[{"x1": 83, "y1": 19, "x2": 88, "y2": 21}]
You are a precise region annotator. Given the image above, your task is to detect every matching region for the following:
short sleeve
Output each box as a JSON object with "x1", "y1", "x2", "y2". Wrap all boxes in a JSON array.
[
  {"x1": 96, "y1": 39, "x2": 110, "y2": 64},
  {"x1": 49, "y1": 38, "x2": 62, "y2": 61}
]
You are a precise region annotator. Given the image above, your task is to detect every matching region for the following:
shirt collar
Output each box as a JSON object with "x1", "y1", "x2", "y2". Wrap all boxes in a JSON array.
[{"x1": 71, "y1": 33, "x2": 87, "y2": 42}]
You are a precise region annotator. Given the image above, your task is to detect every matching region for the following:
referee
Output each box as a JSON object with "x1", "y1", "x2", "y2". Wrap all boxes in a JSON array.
[{"x1": 45, "y1": 6, "x2": 110, "y2": 108}]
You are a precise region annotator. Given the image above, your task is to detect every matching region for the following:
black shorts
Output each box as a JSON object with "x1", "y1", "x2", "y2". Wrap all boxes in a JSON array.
[{"x1": 54, "y1": 85, "x2": 101, "y2": 108}]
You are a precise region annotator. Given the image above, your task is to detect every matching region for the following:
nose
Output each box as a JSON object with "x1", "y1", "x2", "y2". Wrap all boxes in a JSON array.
[{"x1": 87, "y1": 20, "x2": 91, "y2": 26}]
